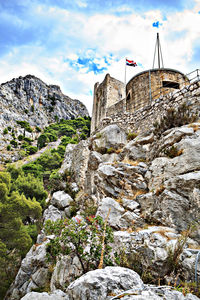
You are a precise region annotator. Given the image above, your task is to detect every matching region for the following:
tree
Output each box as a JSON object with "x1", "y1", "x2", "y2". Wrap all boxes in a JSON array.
[{"x1": 0, "y1": 171, "x2": 42, "y2": 298}]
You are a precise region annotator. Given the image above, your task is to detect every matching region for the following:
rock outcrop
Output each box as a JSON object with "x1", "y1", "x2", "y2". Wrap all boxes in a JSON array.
[
  {"x1": 5, "y1": 113, "x2": 200, "y2": 299},
  {"x1": 0, "y1": 75, "x2": 88, "y2": 162}
]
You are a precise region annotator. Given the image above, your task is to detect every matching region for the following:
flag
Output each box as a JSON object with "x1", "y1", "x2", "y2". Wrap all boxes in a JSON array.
[
  {"x1": 126, "y1": 59, "x2": 137, "y2": 67},
  {"x1": 152, "y1": 21, "x2": 162, "y2": 28}
]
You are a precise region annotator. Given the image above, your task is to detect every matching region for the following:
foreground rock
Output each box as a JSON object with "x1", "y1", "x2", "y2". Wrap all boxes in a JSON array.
[{"x1": 21, "y1": 267, "x2": 200, "y2": 300}]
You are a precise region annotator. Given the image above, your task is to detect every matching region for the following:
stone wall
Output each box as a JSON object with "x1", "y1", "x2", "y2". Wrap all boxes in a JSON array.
[
  {"x1": 92, "y1": 79, "x2": 200, "y2": 134},
  {"x1": 91, "y1": 74, "x2": 125, "y2": 133},
  {"x1": 91, "y1": 69, "x2": 189, "y2": 133}
]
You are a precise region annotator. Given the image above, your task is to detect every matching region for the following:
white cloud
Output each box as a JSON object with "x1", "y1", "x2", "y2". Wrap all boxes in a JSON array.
[{"x1": 0, "y1": 1, "x2": 199, "y2": 115}]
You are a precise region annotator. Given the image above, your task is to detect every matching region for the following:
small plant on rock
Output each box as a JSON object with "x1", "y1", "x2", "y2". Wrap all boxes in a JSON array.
[{"x1": 127, "y1": 132, "x2": 138, "y2": 141}]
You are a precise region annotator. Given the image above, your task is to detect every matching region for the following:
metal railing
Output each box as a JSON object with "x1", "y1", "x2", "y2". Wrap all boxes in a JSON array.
[{"x1": 150, "y1": 69, "x2": 200, "y2": 102}]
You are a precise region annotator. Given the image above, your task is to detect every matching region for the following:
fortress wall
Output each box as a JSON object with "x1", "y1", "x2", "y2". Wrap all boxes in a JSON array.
[
  {"x1": 94, "y1": 80, "x2": 200, "y2": 134},
  {"x1": 126, "y1": 69, "x2": 189, "y2": 113},
  {"x1": 91, "y1": 74, "x2": 125, "y2": 132}
]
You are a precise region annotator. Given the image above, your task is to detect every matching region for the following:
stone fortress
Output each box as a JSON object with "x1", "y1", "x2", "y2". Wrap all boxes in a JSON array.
[{"x1": 91, "y1": 34, "x2": 200, "y2": 134}]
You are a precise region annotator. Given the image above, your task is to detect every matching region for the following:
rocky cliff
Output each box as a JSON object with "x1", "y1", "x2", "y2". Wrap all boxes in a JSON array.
[
  {"x1": 6, "y1": 109, "x2": 200, "y2": 299},
  {"x1": 0, "y1": 75, "x2": 88, "y2": 162}
]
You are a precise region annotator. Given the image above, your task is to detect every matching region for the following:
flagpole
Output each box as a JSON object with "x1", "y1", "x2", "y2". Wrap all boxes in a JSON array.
[
  {"x1": 124, "y1": 57, "x2": 127, "y2": 87},
  {"x1": 124, "y1": 57, "x2": 127, "y2": 113}
]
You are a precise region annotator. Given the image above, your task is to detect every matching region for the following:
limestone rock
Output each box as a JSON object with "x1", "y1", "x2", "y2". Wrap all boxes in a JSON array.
[
  {"x1": 21, "y1": 290, "x2": 68, "y2": 300},
  {"x1": 51, "y1": 191, "x2": 73, "y2": 209},
  {"x1": 66, "y1": 267, "x2": 143, "y2": 300},
  {"x1": 93, "y1": 124, "x2": 127, "y2": 151},
  {"x1": 87, "y1": 151, "x2": 102, "y2": 170},
  {"x1": 96, "y1": 197, "x2": 125, "y2": 228},
  {"x1": 59, "y1": 144, "x2": 77, "y2": 175},
  {"x1": 43, "y1": 205, "x2": 63, "y2": 223},
  {"x1": 50, "y1": 255, "x2": 83, "y2": 292}
]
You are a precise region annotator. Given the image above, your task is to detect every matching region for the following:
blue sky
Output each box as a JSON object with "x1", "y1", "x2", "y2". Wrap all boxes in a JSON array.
[{"x1": 0, "y1": 0, "x2": 199, "y2": 114}]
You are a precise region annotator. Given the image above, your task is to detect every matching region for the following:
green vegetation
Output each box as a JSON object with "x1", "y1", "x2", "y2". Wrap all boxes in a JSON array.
[
  {"x1": 0, "y1": 116, "x2": 91, "y2": 298},
  {"x1": 127, "y1": 132, "x2": 138, "y2": 141},
  {"x1": 3, "y1": 128, "x2": 8, "y2": 135},
  {"x1": 16, "y1": 120, "x2": 33, "y2": 133},
  {"x1": 0, "y1": 171, "x2": 42, "y2": 297},
  {"x1": 44, "y1": 215, "x2": 114, "y2": 273}
]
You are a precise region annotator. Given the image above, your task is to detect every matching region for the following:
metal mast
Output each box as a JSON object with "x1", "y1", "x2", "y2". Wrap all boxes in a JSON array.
[{"x1": 152, "y1": 32, "x2": 164, "y2": 69}]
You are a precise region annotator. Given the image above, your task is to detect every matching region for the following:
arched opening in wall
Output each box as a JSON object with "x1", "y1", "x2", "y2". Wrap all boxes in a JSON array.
[
  {"x1": 162, "y1": 81, "x2": 180, "y2": 89},
  {"x1": 126, "y1": 92, "x2": 131, "y2": 100}
]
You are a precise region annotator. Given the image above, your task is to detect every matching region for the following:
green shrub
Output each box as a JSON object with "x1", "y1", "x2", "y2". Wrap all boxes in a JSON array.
[
  {"x1": 11, "y1": 173, "x2": 48, "y2": 206},
  {"x1": 35, "y1": 126, "x2": 41, "y2": 132},
  {"x1": 26, "y1": 146, "x2": 38, "y2": 155},
  {"x1": 127, "y1": 132, "x2": 137, "y2": 141},
  {"x1": 44, "y1": 216, "x2": 114, "y2": 271},
  {"x1": 23, "y1": 137, "x2": 32, "y2": 144},
  {"x1": 37, "y1": 134, "x2": 49, "y2": 149},
  {"x1": 6, "y1": 145, "x2": 11, "y2": 151},
  {"x1": 10, "y1": 140, "x2": 18, "y2": 148},
  {"x1": 18, "y1": 134, "x2": 24, "y2": 141},
  {"x1": 22, "y1": 163, "x2": 43, "y2": 178},
  {"x1": 3, "y1": 128, "x2": 8, "y2": 135},
  {"x1": 80, "y1": 132, "x2": 87, "y2": 140},
  {"x1": 16, "y1": 120, "x2": 33, "y2": 133},
  {"x1": 7, "y1": 126, "x2": 11, "y2": 131}
]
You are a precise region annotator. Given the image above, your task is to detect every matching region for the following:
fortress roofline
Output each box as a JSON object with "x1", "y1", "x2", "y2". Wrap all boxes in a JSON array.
[{"x1": 127, "y1": 68, "x2": 187, "y2": 86}]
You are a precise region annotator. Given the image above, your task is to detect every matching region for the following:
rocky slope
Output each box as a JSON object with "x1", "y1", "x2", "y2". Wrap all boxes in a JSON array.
[
  {"x1": 0, "y1": 75, "x2": 88, "y2": 162},
  {"x1": 6, "y1": 117, "x2": 200, "y2": 299}
]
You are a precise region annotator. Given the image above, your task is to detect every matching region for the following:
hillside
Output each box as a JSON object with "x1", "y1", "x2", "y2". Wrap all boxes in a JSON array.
[
  {"x1": 1, "y1": 75, "x2": 200, "y2": 300},
  {"x1": 0, "y1": 75, "x2": 88, "y2": 163},
  {"x1": 5, "y1": 103, "x2": 200, "y2": 299}
]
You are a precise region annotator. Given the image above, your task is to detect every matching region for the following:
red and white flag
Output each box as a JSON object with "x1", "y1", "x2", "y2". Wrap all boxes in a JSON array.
[{"x1": 126, "y1": 59, "x2": 137, "y2": 67}]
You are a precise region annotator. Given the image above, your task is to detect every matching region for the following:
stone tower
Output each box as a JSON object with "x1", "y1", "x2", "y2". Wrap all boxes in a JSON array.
[{"x1": 91, "y1": 74, "x2": 125, "y2": 133}]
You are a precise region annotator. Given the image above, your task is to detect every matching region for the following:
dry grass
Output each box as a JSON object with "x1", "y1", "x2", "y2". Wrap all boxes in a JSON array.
[
  {"x1": 187, "y1": 244, "x2": 200, "y2": 250},
  {"x1": 177, "y1": 149, "x2": 184, "y2": 156},
  {"x1": 122, "y1": 158, "x2": 139, "y2": 166},
  {"x1": 155, "y1": 185, "x2": 165, "y2": 196},
  {"x1": 133, "y1": 190, "x2": 146, "y2": 199},
  {"x1": 115, "y1": 148, "x2": 123, "y2": 154},
  {"x1": 188, "y1": 123, "x2": 200, "y2": 132}
]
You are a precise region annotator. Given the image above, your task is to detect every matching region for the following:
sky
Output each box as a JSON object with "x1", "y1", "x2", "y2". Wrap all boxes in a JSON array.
[{"x1": 0, "y1": 0, "x2": 200, "y2": 114}]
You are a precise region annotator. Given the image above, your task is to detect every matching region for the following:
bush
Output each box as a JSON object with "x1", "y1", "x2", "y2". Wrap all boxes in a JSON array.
[
  {"x1": 6, "y1": 145, "x2": 11, "y2": 151},
  {"x1": 127, "y1": 132, "x2": 138, "y2": 141},
  {"x1": 26, "y1": 146, "x2": 38, "y2": 155},
  {"x1": 3, "y1": 128, "x2": 8, "y2": 135},
  {"x1": 37, "y1": 134, "x2": 49, "y2": 149},
  {"x1": 44, "y1": 216, "x2": 114, "y2": 271},
  {"x1": 18, "y1": 134, "x2": 24, "y2": 141},
  {"x1": 35, "y1": 126, "x2": 41, "y2": 132},
  {"x1": 16, "y1": 120, "x2": 33, "y2": 133},
  {"x1": 10, "y1": 140, "x2": 18, "y2": 148},
  {"x1": 11, "y1": 173, "x2": 48, "y2": 206}
]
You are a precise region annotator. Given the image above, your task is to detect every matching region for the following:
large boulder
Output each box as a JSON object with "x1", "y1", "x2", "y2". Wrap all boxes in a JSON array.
[
  {"x1": 51, "y1": 191, "x2": 73, "y2": 209},
  {"x1": 43, "y1": 205, "x2": 63, "y2": 223},
  {"x1": 21, "y1": 290, "x2": 68, "y2": 300},
  {"x1": 66, "y1": 267, "x2": 143, "y2": 300},
  {"x1": 50, "y1": 255, "x2": 83, "y2": 292},
  {"x1": 93, "y1": 124, "x2": 127, "y2": 151}
]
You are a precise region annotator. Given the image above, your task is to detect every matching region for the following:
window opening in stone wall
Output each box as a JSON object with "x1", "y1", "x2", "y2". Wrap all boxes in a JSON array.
[
  {"x1": 126, "y1": 92, "x2": 131, "y2": 100},
  {"x1": 162, "y1": 81, "x2": 180, "y2": 89}
]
